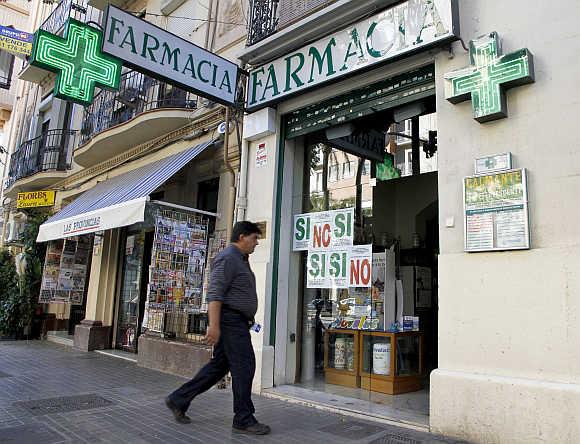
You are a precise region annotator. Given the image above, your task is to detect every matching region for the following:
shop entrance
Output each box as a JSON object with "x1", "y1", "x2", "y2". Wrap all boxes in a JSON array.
[{"x1": 289, "y1": 92, "x2": 438, "y2": 426}]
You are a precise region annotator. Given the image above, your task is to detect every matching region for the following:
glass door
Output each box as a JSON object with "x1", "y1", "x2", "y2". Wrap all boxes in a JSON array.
[{"x1": 116, "y1": 231, "x2": 146, "y2": 352}]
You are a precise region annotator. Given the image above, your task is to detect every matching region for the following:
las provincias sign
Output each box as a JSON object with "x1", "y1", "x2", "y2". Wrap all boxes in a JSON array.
[
  {"x1": 247, "y1": 0, "x2": 459, "y2": 110},
  {"x1": 102, "y1": 5, "x2": 239, "y2": 106}
]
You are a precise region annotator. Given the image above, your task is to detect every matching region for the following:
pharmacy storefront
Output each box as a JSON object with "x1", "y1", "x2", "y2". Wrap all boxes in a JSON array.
[{"x1": 241, "y1": 0, "x2": 579, "y2": 442}]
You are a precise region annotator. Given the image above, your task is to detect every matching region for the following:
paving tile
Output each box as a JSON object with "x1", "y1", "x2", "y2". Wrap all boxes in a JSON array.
[{"x1": 0, "y1": 341, "x2": 465, "y2": 444}]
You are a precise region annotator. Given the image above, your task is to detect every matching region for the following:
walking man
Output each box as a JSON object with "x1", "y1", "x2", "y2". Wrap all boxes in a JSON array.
[{"x1": 165, "y1": 221, "x2": 270, "y2": 435}]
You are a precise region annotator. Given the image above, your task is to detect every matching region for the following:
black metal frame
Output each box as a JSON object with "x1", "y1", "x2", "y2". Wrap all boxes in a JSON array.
[
  {"x1": 79, "y1": 70, "x2": 197, "y2": 147},
  {"x1": 7, "y1": 129, "x2": 75, "y2": 188},
  {"x1": 40, "y1": 0, "x2": 101, "y2": 35},
  {"x1": 247, "y1": 0, "x2": 279, "y2": 46}
]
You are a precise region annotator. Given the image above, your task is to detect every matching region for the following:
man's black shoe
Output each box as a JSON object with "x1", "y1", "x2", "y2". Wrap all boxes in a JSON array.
[
  {"x1": 232, "y1": 422, "x2": 271, "y2": 435},
  {"x1": 165, "y1": 397, "x2": 192, "y2": 424}
]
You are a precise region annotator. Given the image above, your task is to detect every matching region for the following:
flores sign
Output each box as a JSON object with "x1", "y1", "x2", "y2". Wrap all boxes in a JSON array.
[
  {"x1": 248, "y1": 0, "x2": 458, "y2": 110},
  {"x1": 103, "y1": 5, "x2": 239, "y2": 105},
  {"x1": 17, "y1": 190, "x2": 55, "y2": 209}
]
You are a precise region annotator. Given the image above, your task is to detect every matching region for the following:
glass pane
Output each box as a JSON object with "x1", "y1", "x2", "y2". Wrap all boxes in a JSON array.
[
  {"x1": 361, "y1": 335, "x2": 392, "y2": 375},
  {"x1": 396, "y1": 335, "x2": 420, "y2": 376},
  {"x1": 327, "y1": 331, "x2": 356, "y2": 371},
  {"x1": 116, "y1": 232, "x2": 145, "y2": 352}
]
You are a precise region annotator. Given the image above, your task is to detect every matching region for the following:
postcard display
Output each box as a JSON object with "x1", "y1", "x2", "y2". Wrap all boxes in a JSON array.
[
  {"x1": 142, "y1": 209, "x2": 209, "y2": 334},
  {"x1": 40, "y1": 236, "x2": 93, "y2": 304}
]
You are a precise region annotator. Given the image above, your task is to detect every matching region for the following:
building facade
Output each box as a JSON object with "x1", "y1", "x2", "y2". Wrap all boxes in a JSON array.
[
  {"x1": 240, "y1": 0, "x2": 580, "y2": 442},
  {"x1": 3, "y1": 0, "x2": 248, "y2": 376}
]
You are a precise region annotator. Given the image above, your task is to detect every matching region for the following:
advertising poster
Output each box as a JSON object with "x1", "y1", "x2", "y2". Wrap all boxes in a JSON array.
[
  {"x1": 307, "y1": 249, "x2": 350, "y2": 289},
  {"x1": 349, "y1": 244, "x2": 372, "y2": 288},
  {"x1": 0, "y1": 25, "x2": 33, "y2": 57},
  {"x1": 464, "y1": 169, "x2": 530, "y2": 252},
  {"x1": 372, "y1": 252, "x2": 386, "y2": 302},
  {"x1": 293, "y1": 208, "x2": 354, "y2": 251}
]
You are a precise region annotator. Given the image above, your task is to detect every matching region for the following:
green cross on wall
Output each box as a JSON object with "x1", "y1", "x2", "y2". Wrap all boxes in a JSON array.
[
  {"x1": 30, "y1": 19, "x2": 122, "y2": 106},
  {"x1": 445, "y1": 32, "x2": 534, "y2": 123}
]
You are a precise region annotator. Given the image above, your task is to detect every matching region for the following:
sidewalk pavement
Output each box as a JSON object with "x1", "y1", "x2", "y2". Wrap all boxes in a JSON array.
[{"x1": 0, "y1": 341, "x2": 466, "y2": 444}]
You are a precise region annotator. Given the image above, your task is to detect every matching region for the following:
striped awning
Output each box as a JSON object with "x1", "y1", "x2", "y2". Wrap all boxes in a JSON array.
[{"x1": 37, "y1": 141, "x2": 213, "y2": 242}]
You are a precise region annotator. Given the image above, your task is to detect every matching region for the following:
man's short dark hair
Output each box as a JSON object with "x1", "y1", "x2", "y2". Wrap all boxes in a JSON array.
[{"x1": 231, "y1": 221, "x2": 262, "y2": 243}]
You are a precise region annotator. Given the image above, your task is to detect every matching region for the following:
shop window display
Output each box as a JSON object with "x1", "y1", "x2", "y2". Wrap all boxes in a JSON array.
[{"x1": 297, "y1": 116, "x2": 437, "y2": 398}]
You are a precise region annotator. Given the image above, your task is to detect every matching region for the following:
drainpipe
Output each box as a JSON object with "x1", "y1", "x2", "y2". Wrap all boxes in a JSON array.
[
  {"x1": 235, "y1": 133, "x2": 249, "y2": 222},
  {"x1": 223, "y1": 106, "x2": 236, "y2": 238}
]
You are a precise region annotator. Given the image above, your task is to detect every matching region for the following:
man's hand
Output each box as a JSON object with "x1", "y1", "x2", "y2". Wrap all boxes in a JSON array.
[{"x1": 205, "y1": 324, "x2": 221, "y2": 346}]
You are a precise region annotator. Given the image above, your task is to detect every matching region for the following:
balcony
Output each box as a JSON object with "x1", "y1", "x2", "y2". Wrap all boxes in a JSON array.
[
  {"x1": 74, "y1": 71, "x2": 197, "y2": 167},
  {"x1": 5, "y1": 129, "x2": 76, "y2": 194},
  {"x1": 19, "y1": 0, "x2": 102, "y2": 84},
  {"x1": 241, "y1": 0, "x2": 399, "y2": 65}
]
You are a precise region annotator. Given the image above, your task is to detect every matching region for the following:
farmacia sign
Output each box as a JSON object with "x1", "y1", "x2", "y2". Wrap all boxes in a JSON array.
[
  {"x1": 247, "y1": 0, "x2": 458, "y2": 110},
  {"x1": 103, "y1": 5, "x2": 239, "y2": 105}
]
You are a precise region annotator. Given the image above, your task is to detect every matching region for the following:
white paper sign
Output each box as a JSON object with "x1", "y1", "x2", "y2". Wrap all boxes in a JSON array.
[
  {"x1": 293, "y1": 208, "x2": 354, "y2": 251},
  {"x1": 349, "y1": 244, "x2": 372, "y2": 288},
  {"x1": 256, "y1": 143, "x2": 267, "y2": 167},
  {"x1": 307, "y1": 249, "x2": 350, "y2": 288}
]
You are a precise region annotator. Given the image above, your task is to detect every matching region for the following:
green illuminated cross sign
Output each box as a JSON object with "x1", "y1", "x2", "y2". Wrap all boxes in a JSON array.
[
  {"x1": 445, "y1": 32, "x2": 534, "y2": 123},
  {"x1": 30, "y1": 19, "x2": 122, "y2": 106}
]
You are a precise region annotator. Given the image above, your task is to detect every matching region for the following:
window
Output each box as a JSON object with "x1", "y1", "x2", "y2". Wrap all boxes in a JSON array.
[
  {"x1": 342, "y1": 161, "x2": 356, "y2": 179},
  {"x1": 328, "y1": 164, "x2": 340, "y2": 182},
  {"x1": 0, "y1": 50, "x2": 14, "y2": 90},
  {"x1": 362, "y1": 160, "x2": 371, "y2": 176}
]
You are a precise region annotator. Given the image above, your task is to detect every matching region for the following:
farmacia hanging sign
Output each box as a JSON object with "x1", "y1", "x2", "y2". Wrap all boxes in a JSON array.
[
  {"x1": 247, "y1": 0, "x2": 459, "y2": 110},
  {"x1": 102, "y1": 5, "x2": 239, "y2": 106}
]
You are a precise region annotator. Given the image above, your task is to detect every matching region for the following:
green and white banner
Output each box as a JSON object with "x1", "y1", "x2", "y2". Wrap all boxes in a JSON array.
[{"x1": 247, "y1": 0, "x2": 458, "y2": 109}]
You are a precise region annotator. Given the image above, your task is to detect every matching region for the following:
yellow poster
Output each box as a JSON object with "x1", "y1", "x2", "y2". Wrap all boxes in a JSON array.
[
  {"x1": 0, "y1": 26, "x2": 33, "y2": 56},
  {"x1": 17, "y1": 190, "x2": 56, "y2": 208}
]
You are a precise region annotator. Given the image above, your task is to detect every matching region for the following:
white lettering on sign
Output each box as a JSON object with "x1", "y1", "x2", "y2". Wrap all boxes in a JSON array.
[
  {"x1": 247, "y1": 0, "x2": 458, "y2": 109},
  {"x1": 103, "y1": 5, "x2": 239, "y2": 105}
]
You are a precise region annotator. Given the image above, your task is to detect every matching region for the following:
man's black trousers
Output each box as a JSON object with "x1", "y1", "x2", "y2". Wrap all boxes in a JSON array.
[{"x1": 167, "y1": 309, "x2": 257, "y2": 428}]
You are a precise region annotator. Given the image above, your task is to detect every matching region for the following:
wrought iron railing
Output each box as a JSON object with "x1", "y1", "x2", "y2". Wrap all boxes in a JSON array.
[
  {"x1": 7, "y1": 129, "x2": 75, "y2": 188},
  {"x1": 79, "y1": 71, "x2": 197, "y2": 146},
  {"x1": 247, "y1": 0, "x2": 339, "y2": 46},
  {"x1": 247, "y1": 0, "x2": 279, "y2": 46},
  {"x1": 40, "y1": 0, "x2": 102, "y2": 35}
]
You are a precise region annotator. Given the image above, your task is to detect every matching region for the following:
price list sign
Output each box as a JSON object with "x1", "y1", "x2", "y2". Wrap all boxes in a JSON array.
[{"x1": 464, "y1": 169, "x2": 530, "y2": 252}]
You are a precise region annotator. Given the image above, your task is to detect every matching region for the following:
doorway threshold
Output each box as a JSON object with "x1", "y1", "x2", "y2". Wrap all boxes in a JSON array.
[
  {"x1": 95, "y1": 349, "x2": 137, "y2": 363},
  {"x1": 262, "y1": 384, "x2": 429, "y2": 431}
]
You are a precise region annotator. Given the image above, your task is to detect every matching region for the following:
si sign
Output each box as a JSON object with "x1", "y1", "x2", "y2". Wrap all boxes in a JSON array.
[
  {"x1": 102, "y1": 5, "x2": 239, "y2": 105},
  {"x1": 293, "y1": 208, "x2": 354, "y2": 251}
]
